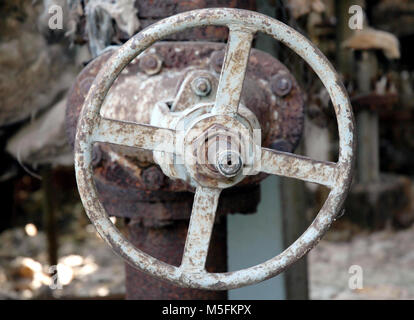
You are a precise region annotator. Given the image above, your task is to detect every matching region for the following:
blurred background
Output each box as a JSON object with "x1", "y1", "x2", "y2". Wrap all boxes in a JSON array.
[{"x1": 0, "y1": 0, "x2": 413, "y2": 300}]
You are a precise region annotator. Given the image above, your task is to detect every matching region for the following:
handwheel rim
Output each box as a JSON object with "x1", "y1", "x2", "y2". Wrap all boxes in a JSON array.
[{"x1": 74, "y1": 8, "x2": 355, "y2": 290}]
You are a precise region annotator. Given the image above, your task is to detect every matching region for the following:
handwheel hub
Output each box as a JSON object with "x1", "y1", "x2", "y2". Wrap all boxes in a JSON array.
[
  {"x1": 183, "y1": 114, "x2": 257, "y2": 188},
  {"x1": 151, "y1": 101, "x2": 262, "y2": 188}
]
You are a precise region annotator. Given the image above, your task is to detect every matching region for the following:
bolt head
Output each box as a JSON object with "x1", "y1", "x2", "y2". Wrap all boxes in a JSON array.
[
  {"x1": 139, "y1": 54, "x2": 162, "y2": 75},
  {"x1": 271, "y1": 74, "x2": 292, "y2": 97},
  {"x1": 191, "y1": 77, "x2": 212, "y2": 97}
]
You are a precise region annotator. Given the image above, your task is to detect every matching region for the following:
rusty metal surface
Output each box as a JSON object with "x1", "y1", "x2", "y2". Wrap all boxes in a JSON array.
[
  {"x1": 95, "y1": 174, "x2": 260, "y2": 224},
  {"x1": 137, "y1": 19, "x2": 230, "y2": 42},
  {"x1": 73, "y1": 8, "x2": 355, "y2": 290},
  {"x1": 130, "y1": 0, "x2": 255, "y2": 42},
  {"x1": 351, "y1": 92, "x2": 398, "y2": 112},
  {"x1": 260, "y1": 148, "x2": 338, "y2": 188},
  {"x1": 125, "y1": 218, "x2": 227, "y2": 299},
  {"x1": 213, "y1": 27, "x2": 254, "y2": 115},
  {"x1": 66, "y1": 42, "x2": 303, "y2": 151},
  {"x1": 171, "y1": 70, "x2": 218, "y2": 111},
  {"x1": 66, "y1": 41, "x2": 304, "y2": 205}
]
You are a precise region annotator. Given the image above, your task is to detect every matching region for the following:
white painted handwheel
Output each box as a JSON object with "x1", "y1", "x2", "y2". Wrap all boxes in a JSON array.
[{"x1": 74, "y1": 8, "x2": 355, "y2": 290}]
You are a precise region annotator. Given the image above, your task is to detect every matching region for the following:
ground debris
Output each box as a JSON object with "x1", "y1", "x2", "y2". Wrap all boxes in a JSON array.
[
  {"x1": 0, "y1": 227, "x2": 125, "y2": 300},
  {"x1": 310, "y1": 225, "x2": 414, "y2": 299}
]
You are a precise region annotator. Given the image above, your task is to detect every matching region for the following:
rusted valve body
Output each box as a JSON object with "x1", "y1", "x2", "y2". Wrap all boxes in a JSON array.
[
  {"x1": 66, "y1": 41, "x2": 304, "y2": 219},
  {"x1": 66, "y1": 41, "x2": 304, "y2": 299}
]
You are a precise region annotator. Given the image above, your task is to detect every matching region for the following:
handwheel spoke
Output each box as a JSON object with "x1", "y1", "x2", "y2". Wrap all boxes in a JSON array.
[
  {"x1": 261, "y1": 148, "x2": 338, "y2": 188},
  {"x1": 93, "y1": 117, "x2": 177, "y2": 153},
  {"x1": 181, "y1": 187, "x2": 222, "y2": 272},
  {"x1": 212, "y1": 27, "x2": 254, "y2": 115}
]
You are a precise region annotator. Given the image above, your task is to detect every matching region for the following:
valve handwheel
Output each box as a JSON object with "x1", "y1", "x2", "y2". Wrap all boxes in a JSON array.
[{"x1": 74, "y1": 8, "x2": 355, "y2": 290}]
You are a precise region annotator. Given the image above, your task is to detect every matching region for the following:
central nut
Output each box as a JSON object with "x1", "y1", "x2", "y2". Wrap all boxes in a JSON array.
[
  {"x1": 181, "y1": 113, "x2": 258, "y2": 189},
  {"x1": 216, "y1": 150, "x2": 243, "y2": 177}
]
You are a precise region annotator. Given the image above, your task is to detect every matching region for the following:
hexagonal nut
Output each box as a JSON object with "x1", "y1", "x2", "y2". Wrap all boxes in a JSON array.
[
  {"x1": 271, "y1": 73, "x2": 293, "y2": 97},
  {"x1": 191, "y1": 77, "x2": 212, "y2": 97},
  {"x1": 138, "y1": 53, "x2": 163, "y2": 75},
  {"x1": 188, "y1": 124, "x2": 243, "y2": 172}
]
